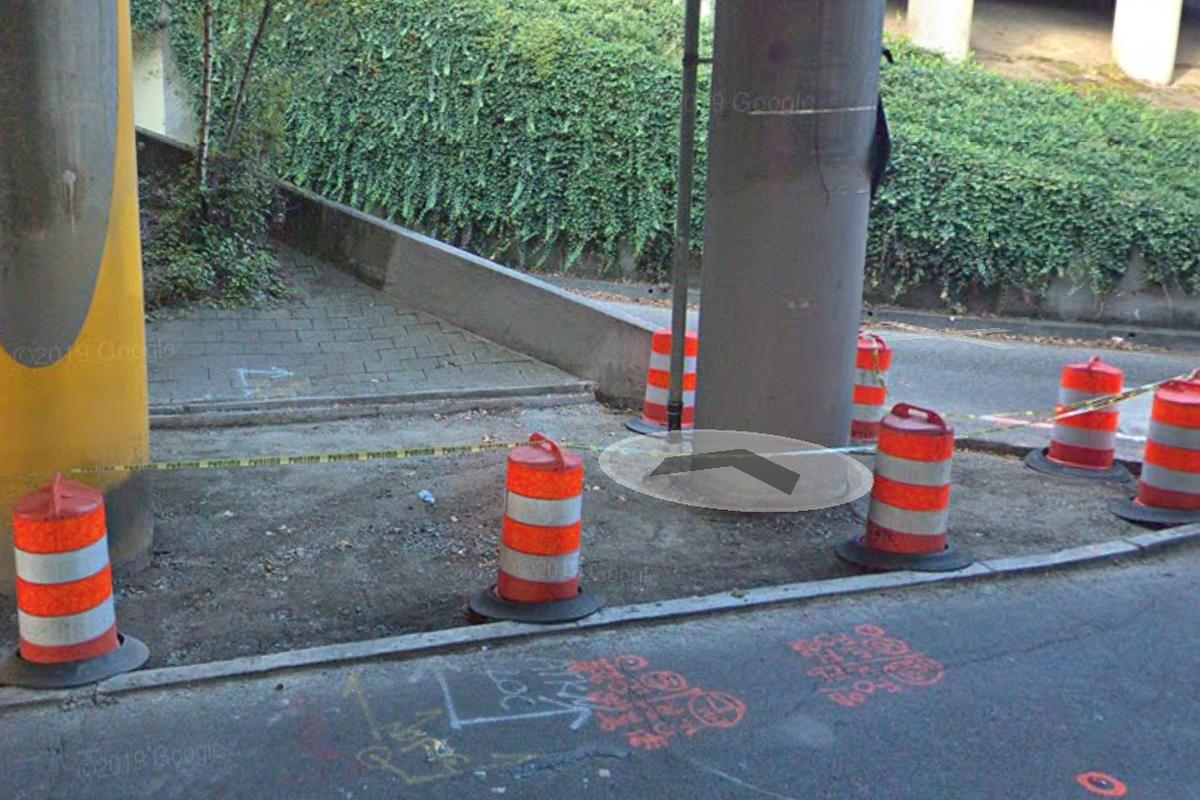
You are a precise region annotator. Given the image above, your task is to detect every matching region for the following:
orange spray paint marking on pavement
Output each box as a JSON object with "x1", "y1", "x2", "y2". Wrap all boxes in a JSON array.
[
  {"x1": 569, "y1": 654, "x2": 746, "y2": 750},
  {"x1": 1076, "y1": 772, "x2": 1128, "y2": 798},
  {"x1": 790, "y1": 624, "x2": 945, "y2": 708}
]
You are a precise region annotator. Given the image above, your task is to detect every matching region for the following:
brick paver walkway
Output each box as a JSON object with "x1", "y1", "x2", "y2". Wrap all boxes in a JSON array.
[{"x1": 145, "y1": 249, "x2": 579, "y2": 406}]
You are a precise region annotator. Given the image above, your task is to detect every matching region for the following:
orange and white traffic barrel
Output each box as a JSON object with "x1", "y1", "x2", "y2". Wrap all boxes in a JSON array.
[
  {"x1": 627, "y1": 329, "x2": 698, "y2": 435},
  {"x1": 1111, "y1": 378, "x2": 1200, "y2": 526},
  {"x1": 0, "y1": 476, "x2": 148, "y2": 689},
  {"x1": 469, "y1": 434, "x2": 604, "y2": 623},
  {"x1": 850, "y1": 333, "x2": 893, "y2": 442},
  {"x1": 837, "y1": 404, "x2": 972, "y2": 572},
  {"x1": 1025, "y1": 356, "x2": 1131, "y2": 482}
]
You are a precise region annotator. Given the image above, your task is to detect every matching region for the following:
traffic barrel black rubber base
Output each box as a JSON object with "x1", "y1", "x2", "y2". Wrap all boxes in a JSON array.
[
  {"x1": 0, "y1": 634, "x2": 149, "y2": 690},
  {"x1": 1024, "y1": 448, "x2": 1133, "y2": 484},
  {"x1": 625, "y1": 417, "x2": 667, "y2": 436},
  {"x1": 836, "y1": 537, "x2": 973, "y2": 573},
  {"x1": 1109, "y1": 497, "x2": 1200, "y2": 529},
  {"x1": 467, "y1": 586, "x2": 605, "y2": 624}
]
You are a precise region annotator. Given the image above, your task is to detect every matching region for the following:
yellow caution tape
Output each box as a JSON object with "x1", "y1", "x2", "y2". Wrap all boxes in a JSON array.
[
  {"x1": 13, "y1": 370, "x2": 1196, "y2": 479},
  {"x1": 947, "y1": 369, "x2": 1198, "y2": 441},
  {"x1": 57, "y1": 441, "x2": 525, "y2": 477}
]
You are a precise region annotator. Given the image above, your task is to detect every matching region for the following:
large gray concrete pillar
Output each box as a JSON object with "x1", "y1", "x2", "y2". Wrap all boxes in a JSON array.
[
  {"x1": 1113, "y1": 0, "x2": 1184, "y2": 86},
  {"x1": 908, "y1": 0, "x2": 975, "y2": 62},
  {"x1": 696, "y1": 0, "x2": 885, "y2": 447}
]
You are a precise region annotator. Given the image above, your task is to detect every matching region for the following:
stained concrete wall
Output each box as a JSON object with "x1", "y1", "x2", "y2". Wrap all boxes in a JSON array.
[
  {"x1": 132, "y1": 23, "x2": 196, "y2": 142},
  {"x1": 867, "y1": 246, "x2": 1200, "y2": 330},
  {"x1": 136, "y1": 130, "x2": 656, "y2": 406}
]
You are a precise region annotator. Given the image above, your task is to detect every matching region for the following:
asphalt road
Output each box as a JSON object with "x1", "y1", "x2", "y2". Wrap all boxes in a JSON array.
[
  {"x1": 3, "y1": 551, "x2": 1197, "y2": 799},
  {"x1": 587, "y1": 297, "x2": 1199, "y2": 459}
]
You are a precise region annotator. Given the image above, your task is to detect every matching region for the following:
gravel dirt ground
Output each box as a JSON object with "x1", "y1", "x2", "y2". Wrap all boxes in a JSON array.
[{"x1": 0, "y1": 402, "x2": 1148, "y2": 669}]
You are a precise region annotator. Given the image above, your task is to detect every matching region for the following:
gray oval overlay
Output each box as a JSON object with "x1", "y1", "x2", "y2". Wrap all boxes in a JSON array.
[
  {"x1": 0, "y1": 2, "x2": 118, "y2": 367},
  {"x1": 599, "y1": 430, "x2": 874, "y2": 512}
]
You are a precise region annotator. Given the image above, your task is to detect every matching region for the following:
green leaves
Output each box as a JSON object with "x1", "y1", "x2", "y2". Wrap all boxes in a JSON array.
[
  {"x1": 135, "y1": 0, "x2": 694, "y2": 278},
  {"x1": 868, "y1": 38, "x2": 1200, "y2": 304},
  {"x1": 132, "y1": 1, "x2": 1200, "y2": 296}
]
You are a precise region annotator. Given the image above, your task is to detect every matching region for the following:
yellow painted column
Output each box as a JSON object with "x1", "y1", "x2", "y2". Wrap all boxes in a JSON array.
[{"x1": 0, "y1": 0, "x2": 153, "y2": 593}]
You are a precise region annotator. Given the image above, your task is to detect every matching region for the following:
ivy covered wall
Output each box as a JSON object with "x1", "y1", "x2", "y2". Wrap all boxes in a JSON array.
[{"x1": 133, "y1": 0, "x2": 1200, "y2": 303}]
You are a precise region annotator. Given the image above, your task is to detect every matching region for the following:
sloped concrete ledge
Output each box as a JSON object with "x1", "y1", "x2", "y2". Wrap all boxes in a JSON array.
[
  {"x1": 383, "y1": 226, "x2": 656, "y2": 406},
  {"x1": 136, "y1": 129, "x2": 656, "y2": 406},
  {"x1": 275, "y1": 183, "x2": 656, "y2": 406}
]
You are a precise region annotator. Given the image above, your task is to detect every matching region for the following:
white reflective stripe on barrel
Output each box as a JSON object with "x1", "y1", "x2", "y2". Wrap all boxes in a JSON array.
[
  {"x1": 855, "y1": 368, "x2": 886, "y2": 388},
  {"x1": 1140, "y1": 464, "x2": 1200, "y2": 495},
  {"x1": 498, "y1": 545, "x2": 580, "y2": 583},
  {"x1": 505, "y1": 492, "x2": 582, "y2": 528},
  {"x1": 17, "y1": 597, "x2": 115, "y2": 647},
  {"x1": 648, "y1": 353, "x2": 697, "y2": 373},
  {"x1": 852, "y1": 403, "x2": 886, "y2": 423},
  {"x1": 644, "y1": 386, "x2": 697, "y2": 406},
  {"x1": 1051, "y1": 424, "x2": 1117, "y2": 451},
  {"x1": 1058, "y1": 388, "x2": 1119, "y2": 407},
  {"x1": 867, "y1": 500, "x2": 949, "y2": 536},
  {"x1": 14, "y1": 536, "x2": 109, "y2": 585},
  {"x1": 1149, "y1": 421, "x2": 1200, "y2": 451},
  {"x1": 873, "y1": 452, "x2": 953, "y2": 488}
]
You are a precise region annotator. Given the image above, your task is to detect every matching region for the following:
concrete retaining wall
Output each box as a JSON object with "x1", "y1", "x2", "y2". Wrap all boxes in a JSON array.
[
  {"x1": 137, "y1": 129, "x2": 655, "y2": 405},
  {"x1": 136, "y1": 128, "x2": 1200, "y2": 384},
  {"x1": 866, "y1": 246, "x2": 1200, "y2": 332}
]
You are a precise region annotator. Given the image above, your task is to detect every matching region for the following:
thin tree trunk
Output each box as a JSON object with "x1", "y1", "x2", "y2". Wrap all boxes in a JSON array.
[
  {"x1": 195, "y1": 0, "x2": 214, "y2": 218},
  {"x1": 224, "y1": 0, "x2": 275, "y2": 151}
]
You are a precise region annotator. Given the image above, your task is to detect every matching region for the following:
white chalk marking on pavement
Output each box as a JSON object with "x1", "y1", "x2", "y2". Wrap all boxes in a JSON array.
[
  {"x1": 680, "y1": 756, "x2": 800, "y2": 800},
  {"x1": 436, "y1": 668, "x2": 466, "y2": 731},
  {"x1": 235, "y1": 366, "x2": 293, "y2": 397},
  {"x1": 435, "y1": 667, "x2": 592, "y2": 731}
]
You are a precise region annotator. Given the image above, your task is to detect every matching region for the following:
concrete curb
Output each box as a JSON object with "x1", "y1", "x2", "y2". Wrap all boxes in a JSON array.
[
  {"x1": 864, "y1": 306, "x2": 1200, "y2": 352},
  {"x1": 149, "y1": 382, "x2": 595, "y2": 429},
  {"x1": 1, "y1": 523, "x2": 1195, "y2": 713}
]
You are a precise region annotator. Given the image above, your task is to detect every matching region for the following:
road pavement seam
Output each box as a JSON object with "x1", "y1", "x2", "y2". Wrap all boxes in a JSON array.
[{"x1": 0, "y1": 523, "x2": 1195, "y2": 713}]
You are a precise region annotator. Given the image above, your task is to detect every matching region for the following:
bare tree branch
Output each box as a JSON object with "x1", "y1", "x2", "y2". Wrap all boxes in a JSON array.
[
  {"x1": 195, "y1": 0, "x2": 214, "y2": 218},
  {"x1": 224, "y1": 0, "x2": 276, "y2": 151}
]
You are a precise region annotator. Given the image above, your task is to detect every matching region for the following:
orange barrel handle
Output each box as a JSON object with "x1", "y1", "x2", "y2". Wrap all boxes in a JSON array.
[{"x1": 889, "y1": 403, "x2": 948, "y2": 432}]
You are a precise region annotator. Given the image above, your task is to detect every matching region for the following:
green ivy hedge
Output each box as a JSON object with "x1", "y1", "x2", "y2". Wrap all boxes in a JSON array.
[
  {"x1": 134, "y1": 1, "x2": 1200, "y2": 298},
  {"x1": 872, "y1": 40, "x2": 1200, "y2": 301}
]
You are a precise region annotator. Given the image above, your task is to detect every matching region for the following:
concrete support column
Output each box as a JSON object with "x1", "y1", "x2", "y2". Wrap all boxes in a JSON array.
[
  {"x1": 1113, "y1": 0, "x2": 1184, "y2": 86},
  {"x1": 0, "y1": 0, "x2": 153, "y2": 593},
  {"x1": 696, "y1": 1, "x2": 885, "y2": 447},
  {"x1": 908, "y1": 0, "x2": 975, "y2": 61}
]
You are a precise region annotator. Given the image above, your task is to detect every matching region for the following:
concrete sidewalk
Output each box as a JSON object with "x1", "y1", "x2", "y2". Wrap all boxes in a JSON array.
[
  {"x1": 146, "y1": 249, "x2": 581, "y2": 407},
  {"x1": 3, "y1": 554, "x2": 1196, "y2": 799}
]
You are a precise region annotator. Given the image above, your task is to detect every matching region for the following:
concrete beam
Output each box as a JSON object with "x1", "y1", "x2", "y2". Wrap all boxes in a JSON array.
[
  {"x1": 1113, "y1": 0, "x2": 1184, "y2": 86},
  {"x1": 908, "y1": 0, "x2": 975, "y2": 62}
]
